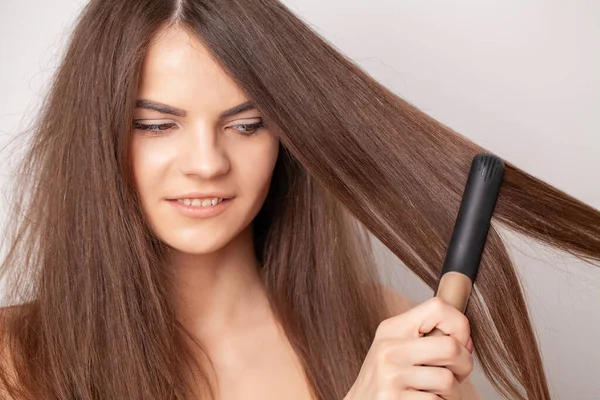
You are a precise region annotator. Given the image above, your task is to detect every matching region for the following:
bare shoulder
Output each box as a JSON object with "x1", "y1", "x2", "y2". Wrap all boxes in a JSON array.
[{"x1": 378, "y1": 285, "x2": 482, "y2": 400}]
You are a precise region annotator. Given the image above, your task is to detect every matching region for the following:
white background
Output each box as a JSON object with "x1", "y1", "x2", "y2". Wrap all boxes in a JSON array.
[{"x1": 1, "y1": 1, "x2": 599, "y2": 398}]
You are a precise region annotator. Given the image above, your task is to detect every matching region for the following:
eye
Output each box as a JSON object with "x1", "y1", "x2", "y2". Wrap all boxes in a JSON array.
[
  {"x1": 132, "y1": 120, "x2": 267, "y2": 136},
  {"x1": 133, "y1": 122, "x2": 176, "y2": 134},
  {"x1": 229, "y1": 121, "x2": 266, "y2": 136}
]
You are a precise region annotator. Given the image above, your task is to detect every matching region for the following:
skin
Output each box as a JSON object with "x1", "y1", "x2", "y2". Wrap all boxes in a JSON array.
[
  {"x1": 129, "y1": 24, "x2": 480, "y2": 400},
  {"x1": 131, "y1": 23, "x2": 278, "y2": 340},
  {"x1": 130, "y1": 24, "x2": 312, "y2": 399}
]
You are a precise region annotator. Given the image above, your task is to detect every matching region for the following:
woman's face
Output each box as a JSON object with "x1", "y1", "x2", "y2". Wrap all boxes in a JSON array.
[{"x1": 130, "y1": 26, "x2": 279, "y2": 255}]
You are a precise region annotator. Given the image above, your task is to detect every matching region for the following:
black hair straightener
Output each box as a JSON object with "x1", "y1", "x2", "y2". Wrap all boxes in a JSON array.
[{"x1": 425, "y1": 153, "x2": 505, "y2": 337}]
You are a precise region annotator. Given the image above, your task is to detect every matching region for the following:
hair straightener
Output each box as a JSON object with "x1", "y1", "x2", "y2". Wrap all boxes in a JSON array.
[{"x1": 425, "y1": 153, "x2": 505, "y2": 337}]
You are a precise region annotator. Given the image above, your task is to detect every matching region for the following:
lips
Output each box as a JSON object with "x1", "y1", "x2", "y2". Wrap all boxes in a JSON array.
[
  {"x1": 167, "y1": 193, "x2": 234, "y2": 201},
  {"x1": 167, "y1": 197, "x2": 233, "y2": 218}
]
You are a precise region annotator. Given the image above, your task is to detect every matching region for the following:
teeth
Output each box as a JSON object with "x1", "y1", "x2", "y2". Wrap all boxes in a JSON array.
[{"x1": 177, "y1": 197, "x2": 223, "y2": 207}]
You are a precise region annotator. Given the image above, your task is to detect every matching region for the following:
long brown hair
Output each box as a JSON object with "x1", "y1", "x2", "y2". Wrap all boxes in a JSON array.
[{"x1": 1, "y1": 0, "x2": 598, "y2": 399}]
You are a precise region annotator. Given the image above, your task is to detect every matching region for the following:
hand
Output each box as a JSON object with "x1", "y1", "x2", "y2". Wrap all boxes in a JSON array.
[{"x1": 344, "y1": 297, "x2": 474, "y2": 400}]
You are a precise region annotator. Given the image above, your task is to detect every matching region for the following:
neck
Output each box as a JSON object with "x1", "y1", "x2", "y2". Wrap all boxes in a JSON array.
[{"x1": 166, "y1": 225, "x2": 271, "y2": 341}]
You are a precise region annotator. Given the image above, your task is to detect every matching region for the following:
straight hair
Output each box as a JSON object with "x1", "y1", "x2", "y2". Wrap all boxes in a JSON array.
[{"x1": 1, "y1": 0, "x2": 598, "y2": 399}]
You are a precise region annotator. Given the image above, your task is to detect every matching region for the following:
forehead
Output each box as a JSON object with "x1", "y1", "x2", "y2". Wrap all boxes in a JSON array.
[{"x1": 137, "y1": 25, "x2": 247, "y2": 112}]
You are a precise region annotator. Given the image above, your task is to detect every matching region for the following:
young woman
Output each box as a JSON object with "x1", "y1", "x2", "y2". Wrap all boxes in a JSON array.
[{"x1": 1, "y1": 1, "x2": 598, "y2": 399}]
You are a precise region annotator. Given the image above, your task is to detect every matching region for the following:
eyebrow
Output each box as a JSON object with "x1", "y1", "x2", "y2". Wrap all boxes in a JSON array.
[{"x1": 134, "y1": 99, "x2": 257, "y2": 119}]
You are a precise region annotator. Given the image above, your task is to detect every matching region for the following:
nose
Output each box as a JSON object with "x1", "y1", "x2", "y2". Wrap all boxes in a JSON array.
[{"x1": 177, "y1": 123, "x2": 230, "y2": 179}]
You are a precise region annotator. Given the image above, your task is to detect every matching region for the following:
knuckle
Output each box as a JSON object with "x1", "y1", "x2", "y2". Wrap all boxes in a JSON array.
[
  {"x1": 442, "y1": 336, "x2": 462, "y2": 358},
  {"x1": 376, "y1": 318, "x2": 392, "y2": 336},
  {"x1": 436, "y1": 368, "x2": 457, "y2": 392},
  {"x1": 375, "y1": 340, "x2": 395, "y2": 364},
  {"x1": 430, "y1": 296, "x2": 446, "y2": 311},
  {"x1": 380, "y1": 366, "x2": 400, "y2": 386},
  {"x1": 458, "y1": 313, "x2": 471, "y2": 334},
  {"x1": 376, "y1": 369, "x2": 409, "y2": 400}
]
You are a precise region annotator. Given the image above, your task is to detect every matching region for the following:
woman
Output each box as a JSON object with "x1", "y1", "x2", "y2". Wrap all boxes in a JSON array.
[{"x1": 1, "y1": 1, "x2": 598, "y2": 399}]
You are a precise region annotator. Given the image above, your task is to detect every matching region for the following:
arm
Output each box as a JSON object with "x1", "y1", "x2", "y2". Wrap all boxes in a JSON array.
[{"x1": 380, "y1": 285, "x2": 482, "y2": 400}]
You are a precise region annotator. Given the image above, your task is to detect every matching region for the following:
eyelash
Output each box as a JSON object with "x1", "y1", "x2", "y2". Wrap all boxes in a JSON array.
[{"x1": 132, "y1": 121, "x2": 266, "y2": 136}]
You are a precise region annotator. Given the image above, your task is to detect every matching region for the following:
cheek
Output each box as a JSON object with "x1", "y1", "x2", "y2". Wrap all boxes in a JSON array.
[
  {"x1": 236, "y1": 138, "x2": 279, "y2": 196},
  {"x1": 129, "y1": 140, "x2": 175, "y2": 240},
  {"x1": 130, "y1": 140, "x2": 145, "y2": 193},
  {"x1": 130, "y1": 145, "x2": 152, "y2": 202},
  {"x1": 130, "y1": 139, "x2": 173, "y2": 195}
]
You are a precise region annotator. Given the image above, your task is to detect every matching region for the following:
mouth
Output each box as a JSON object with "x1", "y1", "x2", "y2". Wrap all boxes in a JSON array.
[
  {"x1": 166, "y1": 198, "x2": 233, "y2": 218},
  {"x1": 168, "y1": 197, "x2": 230, "y2": 206}
]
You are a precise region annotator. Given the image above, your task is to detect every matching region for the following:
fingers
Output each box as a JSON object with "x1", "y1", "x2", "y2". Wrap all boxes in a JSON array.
[
  {"x1": 396, "y1": 366, "x2": 462, "y2": 400},
  {"x1": 380, "y1": 336, "x2": 474, "y2": 383},
  {"x1": 367, "y1": 296, "x2": 474, "y2": 399},
  {"x1": 376, "y1": 297, "x2": 471, "y2": 347},
  {"x1": 398, "y1": 390, "x2": 443, "y2": 400},
  {"x1": 416, "y1": 298, "x2": 470, "y2": 346},
  {"x1": 413, "y1": 336, "x2": 474, "y2": 383}
]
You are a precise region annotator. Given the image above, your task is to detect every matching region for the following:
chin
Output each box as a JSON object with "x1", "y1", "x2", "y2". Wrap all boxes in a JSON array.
[{"x1": 167, "y1": 234, "x2": 230, "y2": 255}]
